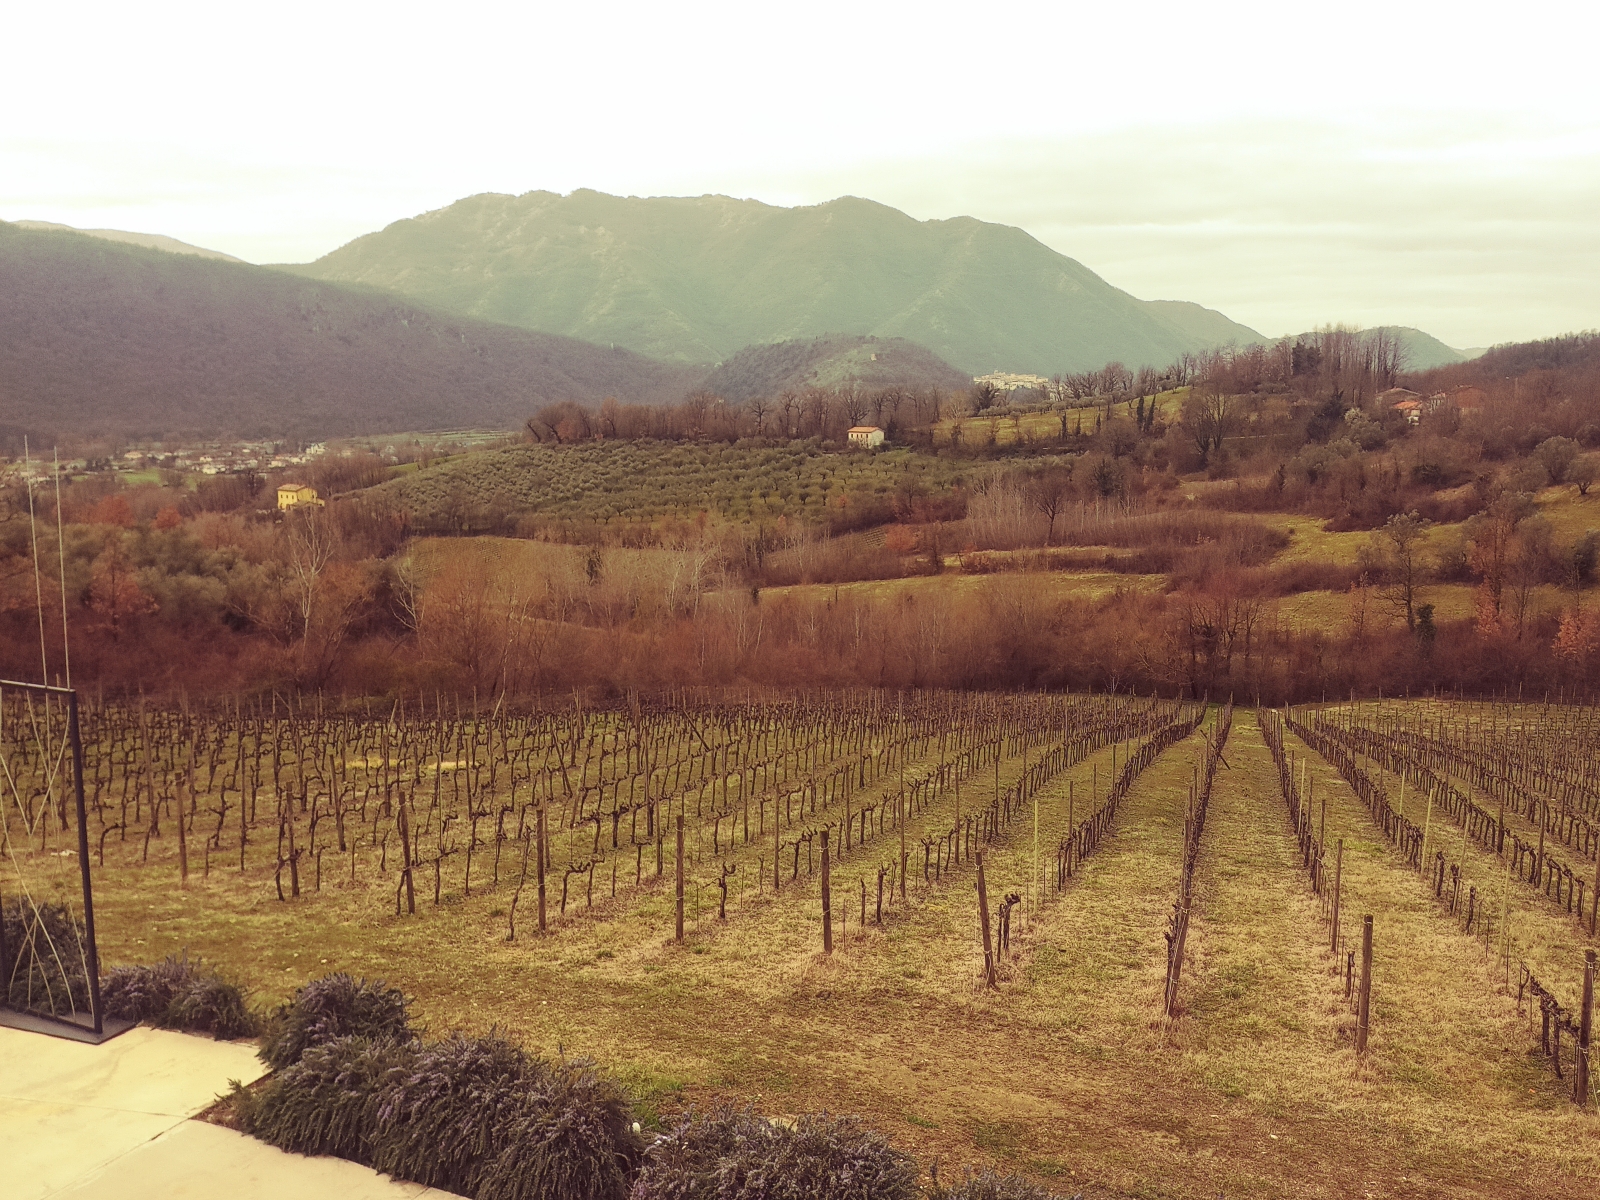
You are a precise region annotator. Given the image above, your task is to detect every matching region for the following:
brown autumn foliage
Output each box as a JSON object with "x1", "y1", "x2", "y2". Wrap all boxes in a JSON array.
[{"x1": 5, "y1": 329, "x2": 1599, "y2": 702}]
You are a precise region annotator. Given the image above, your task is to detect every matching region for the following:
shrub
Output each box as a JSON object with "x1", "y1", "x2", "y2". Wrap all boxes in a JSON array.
[
  {"x1": 370, "y1": 1033, "x2": 550, "y2": 1196},
  {"x1": 237, "y1": 1035, "x2": 414, "y2": 1162},
  {"x1": 477, "y1": 1059, "x2": 644, "y2": 1200},
  {"x1": 632, "y1": 1107, "x2": 918, "y2": 1200},
  {"x1": 927, "y1": 1167, "x2": 1074, "y2": 1200},
  {"x1": 102, "y1": 955, "x2": 258, "y2": 1038},
  {"x1": 101, "y1": 958, "x2": 186, "y2": 1022},
  {"x1": 165, "y1": 971, "x2": 259, "y2": 1038},
  {"x1": 260, "y1": 973, "x2": 413, "y2": 1069},
  {"x1": 770, "y1": 1114, "x2": 919, "y2": 1199},
  {"x1": 632, "y1": 1105, "x2": 761, "y2": 1196}
]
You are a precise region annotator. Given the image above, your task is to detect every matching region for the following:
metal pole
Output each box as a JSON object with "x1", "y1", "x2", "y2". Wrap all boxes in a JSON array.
[
  {"x1": 0, "y1": 885, "x2": 9, "y2": 1011},
  {"x1": 70, "y1": 693, "x2": 104, "y2": 1035}
]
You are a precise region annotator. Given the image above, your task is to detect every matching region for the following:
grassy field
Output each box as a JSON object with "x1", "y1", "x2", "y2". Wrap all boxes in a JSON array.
[
  {"x1": 6, "y1": 693, "x2": 1597, "y2": 1197},
  {"x1": 761, "y1": 571, "x2": 1166, "y2": 607}
]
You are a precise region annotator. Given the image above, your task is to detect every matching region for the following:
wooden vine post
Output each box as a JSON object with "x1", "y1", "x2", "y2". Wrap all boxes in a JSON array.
[
  {"x1": 675, "y1": 813, "x2": 685, "y2": 943},
  {"x1": 1165, "y1": 901, "x2": 1190, "y2": 1018},
  {"x1": 821, "y1": 828, "x2": 832, "y2": 954},
  {"x1": 899, "y1": 788, "x2": 908, "y2": 900},
  {"x1": 1577, "y1": 949, "x2": 1595, "y2": 1107},
  {"x1": 976, "y1": 850, "x2": 996, "y2": 989},
  {"x1": 1419, "y1": 784, "x2": 1435, "y2": 875},
  {"x1": 1330, "y1": 838, "x2": 1344, "y2": 954},
  {"x1": 1592, "y1": 851, "x2": 1600, "y2": 937},
  {"x1": 1032, "y1": 784, "x2": 1039, "y2": 913},
  {"x1": 1534, "y1": 797, "x2": 1546, "y2": 890},
  {"x1": 536, "y1": 805, "x2": 547, "y2": 933},
  {"x1": 138, "y1": 700, "x2": 159, "y2": 838},
  {"x1": 1500, "y1": 827, "x2": 1514, "y2": 970},
  {"x1": 1356, "y1": 914, "x2": 1374, "y2": 1055},
  {"x1": 177, "y1": 765, "x2": 190, "y2": 886},
  {"x1": 396, "y1": 798, "x2": 415, "y2": 914}
]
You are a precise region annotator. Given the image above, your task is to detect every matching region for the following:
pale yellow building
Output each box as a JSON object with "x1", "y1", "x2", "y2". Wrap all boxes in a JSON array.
[{"x1": 276, "y1": 483, "x2": 323, "y2": 510}]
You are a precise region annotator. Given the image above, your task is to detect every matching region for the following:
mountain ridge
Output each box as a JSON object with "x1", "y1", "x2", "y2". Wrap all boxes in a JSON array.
[
  {"x1": 284, "y1": 189, "x2": 1269, "y2": 375},
  {"x1": 13, "y1": 219, "x2": 243, "y2": 262}
]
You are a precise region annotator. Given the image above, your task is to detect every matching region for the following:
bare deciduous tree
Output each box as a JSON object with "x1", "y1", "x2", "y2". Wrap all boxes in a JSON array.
[
  {"x1": 1023, "y1": 467, "x2": 1074, "y2": 546},
  {"x1": 1179, "y1": 380, "x2": 1241, "y2": 466},
  {"x1": 1363, "y1": 511, "x2": 1433, "y2": 632}
]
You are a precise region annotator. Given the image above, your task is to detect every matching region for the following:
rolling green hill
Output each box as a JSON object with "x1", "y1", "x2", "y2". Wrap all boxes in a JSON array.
[
  {"x1": 697, "y1": 335, "x2": 971, "y2": 402},
  {"x1": 1385, "y1": 326, "x2": 1469, "y2": 370},
  {"x1": 284, "y1": 190, "x2": 1267, "y2": 375},
  {"x1": 1283, "y1": 325, "x2": 1468, "y2": 370}
]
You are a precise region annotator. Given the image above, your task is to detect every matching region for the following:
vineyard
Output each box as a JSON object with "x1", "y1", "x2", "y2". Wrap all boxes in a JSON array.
[
  {"x1": 377, "y1": 439, "x2": 968, "y2": 532},
  {"x1": 4, "y1": 688, "x2": 1599, "y2": 1198}
]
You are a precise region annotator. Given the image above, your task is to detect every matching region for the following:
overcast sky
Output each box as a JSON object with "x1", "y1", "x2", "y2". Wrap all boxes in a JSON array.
[{"x1": 5, "y1": 0, "x2": 1597, "y2": 349}]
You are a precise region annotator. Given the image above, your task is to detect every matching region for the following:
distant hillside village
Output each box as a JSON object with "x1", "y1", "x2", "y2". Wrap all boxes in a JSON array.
[
  {"x1": 3, "y1": 440, "x2": 326, "y2": 481},
  {"x1": 973, "y1": 370, "x2": 1052, "y2": 393}
]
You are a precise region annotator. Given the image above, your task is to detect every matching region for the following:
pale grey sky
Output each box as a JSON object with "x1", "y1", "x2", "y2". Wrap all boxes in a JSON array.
[{"x1": 4, "y1": 0, "x2": 1597, "y2": 348}]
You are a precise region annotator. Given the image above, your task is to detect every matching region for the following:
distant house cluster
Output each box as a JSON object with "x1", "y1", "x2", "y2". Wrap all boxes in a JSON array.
[
  {"x1": 99, "y1": 440, "x2": 327, "y2": 476},
  {"x1": 847, "y1": 426, "x2": 886, "y2": 448},
  {"x1": 1380, "y1": 385, "x2": 1486, "y2": 424},
  {"x1": 176, "y1": 441, "x2": 325, "y2": 475}
]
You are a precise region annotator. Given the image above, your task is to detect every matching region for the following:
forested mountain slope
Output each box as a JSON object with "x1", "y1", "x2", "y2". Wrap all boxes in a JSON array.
[
  {"x1": 0, "y1": 221, "x2": 702, "y2": 440},
  {"x1": 286, "y1": 189, "x2": 1268, "y2": 375}
]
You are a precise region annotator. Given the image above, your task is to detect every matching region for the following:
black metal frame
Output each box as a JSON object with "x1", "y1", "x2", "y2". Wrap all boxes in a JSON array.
[{"x1": 0, "y1": 680, "x2": 127, "y2": 1042}]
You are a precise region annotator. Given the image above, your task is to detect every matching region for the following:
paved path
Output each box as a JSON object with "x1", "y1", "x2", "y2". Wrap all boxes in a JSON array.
[{"x1": 0, "y1": 1025, "x2": 455, "y2": 1200}]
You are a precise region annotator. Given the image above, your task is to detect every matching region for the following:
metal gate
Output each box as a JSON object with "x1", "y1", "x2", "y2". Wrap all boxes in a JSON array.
[{"x1": 0, "y1": 680, "x2": 129, "y2": 1041}]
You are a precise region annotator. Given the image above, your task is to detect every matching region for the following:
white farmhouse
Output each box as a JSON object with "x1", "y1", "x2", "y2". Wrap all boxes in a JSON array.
[{"x1": 847, "y1": 426, "x2": 886, "y2": 448}]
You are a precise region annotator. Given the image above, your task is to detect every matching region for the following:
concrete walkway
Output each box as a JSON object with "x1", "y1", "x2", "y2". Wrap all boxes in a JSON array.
[{"x1": 0, "y1": 1025, "x2": 456, "y2": 1199}]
